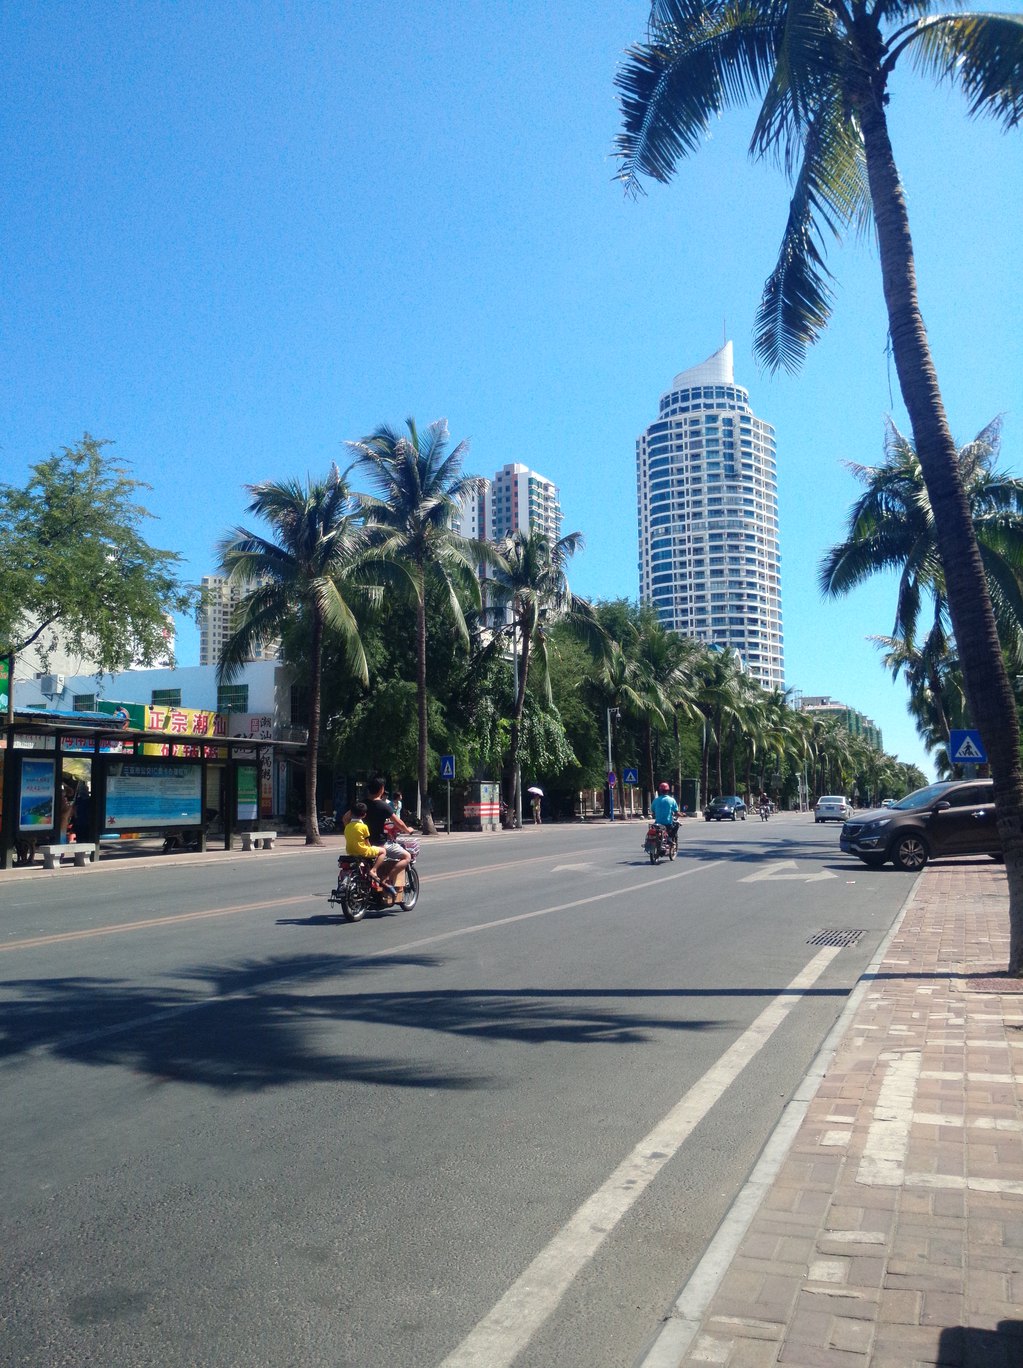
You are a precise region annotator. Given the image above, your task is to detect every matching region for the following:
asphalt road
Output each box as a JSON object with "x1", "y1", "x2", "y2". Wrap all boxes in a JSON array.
[{"x1": 1, "y1": 814, "x2": 913, "y2": 1368}]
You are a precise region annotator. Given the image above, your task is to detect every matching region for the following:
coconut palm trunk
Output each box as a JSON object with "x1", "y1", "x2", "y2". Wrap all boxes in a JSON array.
[
  {"x1": 304, "y1": 608, "x2": 324, "y2": 845},
  {"x1": 859, "y1": 94, "x2": 1023, "y2": 972},
  {"x1": 503, "y1": 610, "x2": 532, "y2": 825},
  {"x1": 414, "y1": 577, "x2": 436, "y2": 835}
]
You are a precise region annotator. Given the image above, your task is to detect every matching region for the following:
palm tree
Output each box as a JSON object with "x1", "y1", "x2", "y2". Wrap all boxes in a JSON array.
[
  {"x1": 593, "y1": 640, "x2": 646, "y2": 812},
  {"x1": 821, "y1": 418, "x2": 1023, "y2": 665},
  {"x1": 873, "y1": 628, "x2": 969, "y2": 775},
  {"x1": 217, "y1": 470, "x2": 371, "y2": 845},
  {"x1": 616, "y1": 2, "x2": 1023, "y2": 974},
  {"x1": 486, "y1": 528, "x2": 590, "y2": 825},
  {"x1": 633, "y1": 613, "x2": 701, "y2": 806},
  {"x1": 348, "y1": 418, "x2": 487, "y2": 834}
]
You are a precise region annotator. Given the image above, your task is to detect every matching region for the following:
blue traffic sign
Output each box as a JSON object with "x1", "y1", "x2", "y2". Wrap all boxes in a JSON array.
[
  {"x1": 949, "y1": 729, "x2": 987, "y2": 765},
  {"x1": 440, "y1": 755, "x2": 456, "y2": 780},
  {"x1": 623, "y1": 767, "x2": 639, "y2": 786},
  {"x1": 607, "y1": 771, "x2": 617, "y2": 787}
]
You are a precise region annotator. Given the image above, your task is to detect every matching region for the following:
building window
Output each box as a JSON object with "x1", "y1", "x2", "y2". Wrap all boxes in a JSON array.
[
  {"x1": 152, "y1": 688, "x2": 181, "y2": 707},
  {"x1": 217, "y1": 684, "x2": 249, "y2": 714},
  {"x1": 290, "y1": 683, "x2": 309, "y2": 729},
  {"x1": 73, "y1": 693, "x2": 96, "y2": 711}
]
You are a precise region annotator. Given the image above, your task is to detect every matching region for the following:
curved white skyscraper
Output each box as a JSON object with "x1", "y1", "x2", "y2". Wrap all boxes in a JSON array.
[{"x1": 636, "y1": 342, "x2": 785, "y2": 689}]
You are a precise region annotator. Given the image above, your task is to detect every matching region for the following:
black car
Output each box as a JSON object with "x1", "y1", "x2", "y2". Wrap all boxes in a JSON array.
[
  {"x1": 840, "y1": 779, "x2": 999, "y2": 871},
  {"x1": 704, "y1": 795, "x2": 747, "y2": 821}
]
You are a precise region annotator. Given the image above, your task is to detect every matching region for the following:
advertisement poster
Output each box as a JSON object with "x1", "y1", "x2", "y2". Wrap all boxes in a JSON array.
[
  {"x1": 105, "y1": 762, "x2": 203, "y2": 829},
  {"x1": 236, "y1": 765, "x2": 258, "y2": 822},
  {"x1": 97, "y1": 700, "x2": 227, "y2": 756},
  {"x1": 229, "y1": 715, "x2": 274, "y2": 818},
  {"x1": 19, "y1": 757, "x2": 55, "y2": 831}
]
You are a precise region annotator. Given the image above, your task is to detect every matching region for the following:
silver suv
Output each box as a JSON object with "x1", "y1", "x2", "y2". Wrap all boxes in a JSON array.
[{"x1": 840, "y1": 780, "x2": 998, "y2": 871}]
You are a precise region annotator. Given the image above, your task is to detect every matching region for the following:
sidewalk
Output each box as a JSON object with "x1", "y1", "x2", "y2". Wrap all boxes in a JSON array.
[{"x1": 644, "y1": 859, "x2": 1023, "y2": 1367}]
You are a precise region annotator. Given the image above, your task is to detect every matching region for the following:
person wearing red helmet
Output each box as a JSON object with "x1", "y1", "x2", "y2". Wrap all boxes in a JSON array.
[{"x1": 651, "y1": 782, "x2": 680, "y2": 851}]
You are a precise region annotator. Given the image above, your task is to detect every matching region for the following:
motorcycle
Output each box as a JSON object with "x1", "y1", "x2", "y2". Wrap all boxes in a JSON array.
[
  {"x1": 329, "y1": 837, "x2": 421, "y2": 922},
  {"x1": 759, "y1": 802, "x2": 770, "y2": 822},
  {"x1": 643, "y1": 822, "x2": 676, "y2": 864}
]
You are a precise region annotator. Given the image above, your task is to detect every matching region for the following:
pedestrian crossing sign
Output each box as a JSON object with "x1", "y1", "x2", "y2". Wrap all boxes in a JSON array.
[
  {"x1": 623, "y1": 767, "x2": 639, "y2": 785},
  {"x1": 949, "y1": 729, "x2": 987, "y2": 765},
  {"x1": 440, "y1": 755, "x2": 455, "y2": 780}
]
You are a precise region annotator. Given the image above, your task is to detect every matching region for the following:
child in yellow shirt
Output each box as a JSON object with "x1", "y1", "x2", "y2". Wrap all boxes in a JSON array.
[{"x1": 344, "y1": 802, "x2": 393, "y2": 892}]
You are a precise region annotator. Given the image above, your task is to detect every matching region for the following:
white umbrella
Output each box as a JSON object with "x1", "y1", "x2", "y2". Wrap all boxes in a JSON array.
[{"x1": 527, "y1": 786, "x2": 544, "y2": 796}]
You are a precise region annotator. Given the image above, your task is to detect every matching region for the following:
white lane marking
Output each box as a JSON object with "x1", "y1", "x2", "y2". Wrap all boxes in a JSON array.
[
  {"x1": 855, "y1": 1051, "x2": 922, "y2": 1186},
  {"x1": 19, "y1": 862, "x2": 725, "y2": 1051},
  {"x1": 438, "y1": 945, "x2": 842, "y2": 1368},
  {"x1": 739, "y1": 859, "x2": 837, "y2": 884},
  {"x1": 640, "y1": 874, "x2": 920, "y2": 1368}
]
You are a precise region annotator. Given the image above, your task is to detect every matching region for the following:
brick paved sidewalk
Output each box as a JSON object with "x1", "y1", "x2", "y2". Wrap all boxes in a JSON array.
[{"x1": 649, "y1": 860, "x2": 1023, "y2": 1368}]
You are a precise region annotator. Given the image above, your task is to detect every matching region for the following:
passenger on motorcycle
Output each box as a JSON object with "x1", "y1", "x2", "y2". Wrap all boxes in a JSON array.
[
  {"x1": 343, "y1": 775, "x2": 412, "y2": 888},
  {"x1": 651, "y1": 782, "x2": 680, "y2": 844},
  {"x1": 343, "y1": 802, "x2": 395, "y2": 894}
]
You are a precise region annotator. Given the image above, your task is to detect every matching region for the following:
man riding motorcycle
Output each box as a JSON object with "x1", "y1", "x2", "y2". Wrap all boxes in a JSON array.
[
  {"x1": 650, "y1": 782, "x2": 680, "y2": 851},
  {"x1": 342, "y1": 776, "x2": 412, "y2": 888}
]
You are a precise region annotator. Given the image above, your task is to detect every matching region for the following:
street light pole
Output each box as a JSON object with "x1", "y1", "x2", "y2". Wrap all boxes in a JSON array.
[
  {"x1": 512, "y1": 618, "x2": 522, "y2": 829},
  {"x1": 607, "y1": 706, "x2": 617, "y2": 822}
]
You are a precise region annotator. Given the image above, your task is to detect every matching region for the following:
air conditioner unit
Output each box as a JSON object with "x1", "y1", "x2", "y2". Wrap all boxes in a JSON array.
[{"x1": 40, "y1": 674, "x2": 65, "y2": 697}]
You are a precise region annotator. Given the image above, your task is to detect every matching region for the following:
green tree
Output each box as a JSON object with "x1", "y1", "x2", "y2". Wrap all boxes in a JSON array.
[
  {"x1": 821, "y1": 418, "x2": 1023, "y2": 666},
  {"x1": 486, "y1": 528, "x2": 590, "y2": 823},
  {"x1": 0, "y1": 435, "x2": 191, "y2": 671},
  {"x1": 217, "y1": 469, "x2": 371, "y2": 846},
  {"x1": 616, "y1": 1, "x2": 1023, "y2": 973},
  {"x1": 872, "y1": 628, "x2": 969, "y2": 774},
  {"x1": 348, "y1": 417, "x2": 487, "y2": 834}
]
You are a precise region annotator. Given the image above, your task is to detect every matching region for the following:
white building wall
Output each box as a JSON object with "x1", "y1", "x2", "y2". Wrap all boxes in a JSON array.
[
  {"x1": 636, "y1": 342, "x2": 785, "y2": 690},
  {"x1": 14, "y1": 660, "x2": 289, "y2": 724}
]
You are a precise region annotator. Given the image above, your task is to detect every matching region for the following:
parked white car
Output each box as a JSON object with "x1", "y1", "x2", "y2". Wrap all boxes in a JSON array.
[{"x1": 815, "y1": 795, "x2": 853, "y2": 823}]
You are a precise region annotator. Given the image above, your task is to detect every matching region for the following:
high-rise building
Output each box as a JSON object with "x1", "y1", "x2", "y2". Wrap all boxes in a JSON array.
[
  {"x1": 199, "y1": 575, "x2": 280, "y2": 668},
  {"x1": 798, "y1": 695, "x2": 883, "y2": 752},
  {"x1": 456, "y1": 462, "x2": 562, "y2": 545},
  {"x1": 486, "y1": 463, "x2": 562, "y2": 543},
  {"x1": 636, "y1": 342, "x2": 784, "y2": 689}
]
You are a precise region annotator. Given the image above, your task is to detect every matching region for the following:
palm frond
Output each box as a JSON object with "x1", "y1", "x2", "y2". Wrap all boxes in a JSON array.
[
  {"x1": 754, "y1": 101, "x2": 867, "y2": 371},
  {"x1": 909, "y1": 13, "x2": 1023, "y2": 129},
  {"x1": 614, "y1": 2, "x2": 781, "y2": 194}
]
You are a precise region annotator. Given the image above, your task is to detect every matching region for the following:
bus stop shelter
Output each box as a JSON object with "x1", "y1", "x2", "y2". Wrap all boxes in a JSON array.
[{"x1": 1, "y1": 712, "x2": 303, "y2": 869}]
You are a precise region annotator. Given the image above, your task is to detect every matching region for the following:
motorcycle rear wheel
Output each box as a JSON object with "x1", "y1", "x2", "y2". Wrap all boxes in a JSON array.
[
  {"x1": 339, "y1": 876, "x2": 370, "y2": 922},
  {"x1": 667, "y1": 840, "x2": 676, "y2": 861},
  {"x1": 400, "y1": 865, "x2": 420, "y2": 911}
]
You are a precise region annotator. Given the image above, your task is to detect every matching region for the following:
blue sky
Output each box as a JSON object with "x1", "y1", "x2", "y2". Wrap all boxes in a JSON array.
[{"x1": 3, "y1": 1, "x2": 1022, "y2": 780}]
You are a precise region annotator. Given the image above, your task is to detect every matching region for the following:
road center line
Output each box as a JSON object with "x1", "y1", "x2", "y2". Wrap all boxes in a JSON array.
[
  {"x1": 438, "y1": 944, "x2": 843, "y2": 1368},
  {"x1": 0, "y1": 845, "x2": 616, "y2": 953}
]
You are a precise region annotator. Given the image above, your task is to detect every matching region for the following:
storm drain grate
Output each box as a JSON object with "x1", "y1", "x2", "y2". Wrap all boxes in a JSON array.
[{"x1": 807, "y1": 928, "x2": 866, "y2": 948}]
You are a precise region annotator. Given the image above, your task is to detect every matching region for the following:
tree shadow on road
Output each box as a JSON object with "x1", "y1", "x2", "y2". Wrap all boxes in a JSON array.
[
  {"x1": 0, "y1": 951, "x2": 733, "y2": 1094},
  {"x1": 0, "y1": 952, "x2": 485, "y2": 1094}
]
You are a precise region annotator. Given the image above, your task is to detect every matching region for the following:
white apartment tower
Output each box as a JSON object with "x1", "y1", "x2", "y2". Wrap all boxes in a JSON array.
[
  {"x1": 199, "y1": 575, "x2": 280, "y2": 668},
  {"x1": 636, "y1": 342, "x2": 784, "y2": 689}
]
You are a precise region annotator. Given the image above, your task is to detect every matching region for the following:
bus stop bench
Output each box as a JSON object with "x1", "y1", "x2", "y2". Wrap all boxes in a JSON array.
[
  {"x1": 240, "y1": 831, "x2": 277, "y2": 851},
  {"x1": 37, "y1": 843, "x2": 97, "y2": 869}
]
